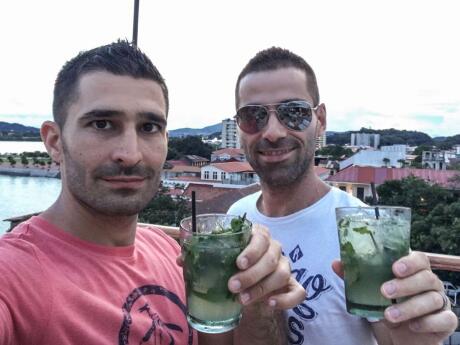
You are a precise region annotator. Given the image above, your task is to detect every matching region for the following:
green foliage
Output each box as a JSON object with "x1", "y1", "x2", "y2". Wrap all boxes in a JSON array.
[
  {"x1": 316, "y1": 145, "x2": 353, "y2": 160},
  {"x1": 377, "y1": 176, "x2": 460, "y2": 285},
  {"x1": 167, "y1": 136, "x2": 213, "y2": 160},
  {"x1": 139, "y1": 189, "x2": 191, "y2": 227}
]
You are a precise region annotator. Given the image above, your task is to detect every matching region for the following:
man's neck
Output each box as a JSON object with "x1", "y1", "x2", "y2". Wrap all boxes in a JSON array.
[
  {"x1": 41, "y1": 193, "x2": 138, "y2": 247},
  {"x1": 258, "y1": 173, "x2": 330, "y2": 218}
]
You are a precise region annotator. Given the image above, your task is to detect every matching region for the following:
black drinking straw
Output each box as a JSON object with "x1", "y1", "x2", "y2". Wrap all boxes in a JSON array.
[
  {"x1": 191, "y1": 191, "x2": 197, "y2": 233},
  {"x1": 370, "y1": 182, "x2": 380, "y2": 219}
]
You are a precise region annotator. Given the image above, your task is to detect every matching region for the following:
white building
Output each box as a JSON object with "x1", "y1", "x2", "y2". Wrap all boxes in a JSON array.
[
  {"x1": 221, "y1": 118, "x2": 240, "y2": 149},
  {"x1": 201, "y1": 162, "x2": 258, "y2": 185},
  {"x1": 350, "y1": 132, "x2": 380, "y2": 149},
  {"x1": 315, "y1": 134, "x2": 327, "y2": 150},
  {"x1": 339, "y1": 147, "x2": 406, "y2": 170}
]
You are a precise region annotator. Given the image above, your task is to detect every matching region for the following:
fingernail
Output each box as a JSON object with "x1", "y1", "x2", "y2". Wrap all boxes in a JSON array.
[
  {"x1": 229, "y1": 279, "x2": 241, "y2": 292},
  {"x1": 395, "y1": 262, "x2": 407, "y2": 275},
  {"x1": 383, "y1": 282, "x2": 396, "y2": 296},
  {"x1": 238, "y1": 257, "x2": 248, "y2": 269},
  {"x1": 240, "y1": 293, "x2": 250, "y2": 304},
  {"x1": 387, "y1": 307, "x2": 401, "y2": 320},
  {"x1": 410, "y1": 321, "x2": 421, "y2": 331},
  {"x1": 268, "y1": 299, "x2": 277, "y2": 307}
]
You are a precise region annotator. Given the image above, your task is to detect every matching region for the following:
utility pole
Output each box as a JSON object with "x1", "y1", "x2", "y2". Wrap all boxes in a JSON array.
[{"x1": 132, "y1": 0, "x2": 140, "y2": 46}]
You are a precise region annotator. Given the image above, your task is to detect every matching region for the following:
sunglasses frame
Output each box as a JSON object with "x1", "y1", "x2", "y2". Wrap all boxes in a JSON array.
[{"x1": 234, "y1": 100, "x2": 319, "y2": 134}]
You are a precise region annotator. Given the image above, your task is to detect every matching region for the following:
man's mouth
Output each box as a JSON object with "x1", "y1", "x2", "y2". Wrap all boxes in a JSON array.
[
  {"x1": 258, "y1": 148, "x2": 295, "y2": 162},
  {"x1": 101, "y1": 176, "x2": 147, "y2": 188}
]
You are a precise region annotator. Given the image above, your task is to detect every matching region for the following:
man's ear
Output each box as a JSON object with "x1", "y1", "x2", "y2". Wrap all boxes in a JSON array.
[
  {"x1": 315, "y1": 103, "x2": 327, "y2": 137},
  {"x1": 41, "y1": 121, "x2": 63, "y2": 164}
]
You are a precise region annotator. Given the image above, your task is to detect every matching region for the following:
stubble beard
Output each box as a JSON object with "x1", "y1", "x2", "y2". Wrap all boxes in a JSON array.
[
  {"x1": 61, "y1": 143, "x2": 160, "y2": 217},
  {"x1": 245, "y1": 137, "x2": 315, "y2": 188}
]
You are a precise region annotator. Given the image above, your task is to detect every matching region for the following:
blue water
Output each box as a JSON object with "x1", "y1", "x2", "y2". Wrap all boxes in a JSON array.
[{"x1": 0, "y1": 175, "x2": 61, "y2": 234}]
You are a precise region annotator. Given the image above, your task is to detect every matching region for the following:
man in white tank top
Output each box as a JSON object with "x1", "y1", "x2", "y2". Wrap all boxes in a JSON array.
[{"x1": 229, "y1": 47, "x2": 457, "y2": 345}]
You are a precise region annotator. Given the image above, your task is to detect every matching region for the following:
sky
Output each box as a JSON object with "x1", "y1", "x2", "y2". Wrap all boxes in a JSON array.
[{"x1": 1, "y1": 0, "x2": 459, "y2": 137}]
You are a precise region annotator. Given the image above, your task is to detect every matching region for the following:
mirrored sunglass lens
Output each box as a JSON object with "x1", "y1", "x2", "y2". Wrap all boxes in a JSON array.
[
  {"x1": 237, "y1": 106, "x2": 268, "y2": 133},
  {"x1": 277, "y1": 103, "x2": 312, "y2": 130}
]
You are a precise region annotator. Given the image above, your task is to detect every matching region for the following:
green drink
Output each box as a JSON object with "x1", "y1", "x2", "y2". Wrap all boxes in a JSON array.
[
  {"x1": 336, "y1": 206, "x2": 411, "y2": 318},
  {"x1": 180, "y1": 214, "x2": 251, "y2": 333}
]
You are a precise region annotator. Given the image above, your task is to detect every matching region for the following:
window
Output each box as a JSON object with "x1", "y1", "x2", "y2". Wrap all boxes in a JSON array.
[
  {"x1": 357, "y1": 187, "x2": 364, "y2": 201},
  {"x1": 221, "y1": 172, "x2": 226, "y2": 180},
  {"x1": 204, "y1": 171, "x2": 209, "y2": 179},
  {"x1": 213, "y1": 172, "x2": 218, "y2": 180},
  {"x1": 339, "y1": 186, "x2": 346, "y2": 191}
]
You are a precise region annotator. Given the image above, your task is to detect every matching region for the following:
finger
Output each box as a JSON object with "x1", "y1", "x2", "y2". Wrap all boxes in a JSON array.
[
  {"x1": 331, "y1": 259, "x2": 344, "y2": 279},
  {"x1": 392, "y1": 251, "x2": 431, "y2": 278},
  {"x1": 229, "y1": 238, "x2": 282, "y2": 293},
  {"x1": 384, "y1": 290, "x2": 447, "y2": 323},
  {"x1": 236, "y1": 224, "x2": 271, "y2": 270},
  {"x1": 408, "y1": 310, "x2": 459, "y2": 334},
  {"x1": 267, "y1": 278, "x2": 306, "y2": 310},
  {"x1": 237, "y1": 256, "x2": 291, "y2": 304},
  {"x1": 381, "y1": 269, "x2": 443, "y2": 299},
  {"x1": 176, "y1": 254, "x2": 184, "y2": 267}
]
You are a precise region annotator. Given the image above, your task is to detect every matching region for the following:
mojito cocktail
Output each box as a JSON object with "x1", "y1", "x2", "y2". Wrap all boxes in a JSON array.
[
  {"x1": 336, "y1": 206, "x2": 411, "y2": 318},
  {"x1": 180, "y1": 214, "x2": 251, "y2": 333}
]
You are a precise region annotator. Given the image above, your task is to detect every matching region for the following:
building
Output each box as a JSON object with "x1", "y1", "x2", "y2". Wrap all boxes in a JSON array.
[
  {"x1": 221, "y1": 118, "x2": 240, "y2": 149},
  {"x1": 326, "y1": 165, "x2": 460, "y2": 201},
  {"x1": 339, "y1": 147, "x2": 406, "y2": 170},
  {"x1": 211, "y1": 148, "x2": 246, "y2": 162},
  {"x1": 201, "y1": 162, "x2": 258, "y2": 185},
  {"x1": 315, "y1": 134, "x2": 326, "y2": 150},
  {"x1": 350, "y1": 132, "x2": 380, "y2": 149}
]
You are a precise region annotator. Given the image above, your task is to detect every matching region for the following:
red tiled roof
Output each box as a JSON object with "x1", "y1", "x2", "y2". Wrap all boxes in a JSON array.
[
  {"x1": 166, "y1": 165, "x2": 201, "y2": 173},
  {"x1": 326, "y1": 166, "x2": 460, "y2": 188},
  {"x1": 212, "y1": 148, "x2": 245, "y2": 155},
  {"x1": 314, "y1": 166, "x2": 330, "y2": 176},
  {"x1": 210, "y1": 162, "x2": 254, "y2": 173},
  {"x1": 167, "y1": 160, "x2": 190, "y2": 166}
]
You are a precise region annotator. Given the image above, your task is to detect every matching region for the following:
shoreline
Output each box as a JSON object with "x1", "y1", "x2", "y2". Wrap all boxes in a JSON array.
[{"x1": 0, "y1": 165, "x2": 60, "y2": 178}]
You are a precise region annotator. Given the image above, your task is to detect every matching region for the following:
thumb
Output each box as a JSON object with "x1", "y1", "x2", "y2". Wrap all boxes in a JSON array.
[{"x1": 331, "y1": 259, "x2": 344, "y2": 279}]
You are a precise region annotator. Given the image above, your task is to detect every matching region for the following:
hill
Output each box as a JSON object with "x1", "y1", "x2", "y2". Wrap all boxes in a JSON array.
[
  {"x1": 0, "y1": 122, "x2": 40, "y2": 133},
  {"x1": 168, "y1": 123, "x2": 221, "y2": 137}
]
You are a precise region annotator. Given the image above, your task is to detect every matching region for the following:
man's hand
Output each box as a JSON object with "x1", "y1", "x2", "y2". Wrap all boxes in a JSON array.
[
  {"x1": 332, "y1": 251, "x2": 458, "y2": 345},
  {"x1": 228, "y1": 224, "x2": 305, "y2": 309}
]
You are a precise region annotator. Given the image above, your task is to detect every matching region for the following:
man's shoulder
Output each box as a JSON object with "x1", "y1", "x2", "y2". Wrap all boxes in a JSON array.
[
  {"x1": 227, "y1": 191, "x2": 261, "y2": 215},
  {"x1": 136, "y1": 225, "x2": 180, "y2": 254}
]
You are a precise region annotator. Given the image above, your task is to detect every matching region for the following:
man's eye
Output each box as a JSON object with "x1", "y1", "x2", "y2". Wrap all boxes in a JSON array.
[
  {"x1": 91, "y1": 120, "x2": 112, "y2": 129},
  {"x1": 141, "y1": 122, "x2": 161, "y2": 133}
]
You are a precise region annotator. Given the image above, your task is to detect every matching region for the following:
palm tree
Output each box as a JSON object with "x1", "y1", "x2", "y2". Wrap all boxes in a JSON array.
[
  {"x1": 382, "y1": 157, "x2": 390, "y2": 167},
  {"x1": 397, "y1": 159, "x2": 406, "y2": 168}
]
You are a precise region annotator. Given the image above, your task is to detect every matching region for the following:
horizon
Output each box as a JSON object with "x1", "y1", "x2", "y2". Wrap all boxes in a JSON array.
[
  {"x1": 1, "y1": 119, "x2": 458, "y2": 140},
  {"x1": 1, "y1": 1, "x2": 460, "y2": 137}
]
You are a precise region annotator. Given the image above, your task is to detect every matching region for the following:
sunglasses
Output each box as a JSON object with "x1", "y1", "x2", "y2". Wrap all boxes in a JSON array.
[{"x1": 234, "y1": 100, "x2": 318, "y2": 134}]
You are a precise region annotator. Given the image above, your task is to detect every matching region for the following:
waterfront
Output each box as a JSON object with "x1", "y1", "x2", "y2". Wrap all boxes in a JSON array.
[
  {"x1": 0, "y1": 141, "x2": 46, "y2": 154},
  {"x1": 0, "y1": 175, "x2": 61, "y2": 234}
]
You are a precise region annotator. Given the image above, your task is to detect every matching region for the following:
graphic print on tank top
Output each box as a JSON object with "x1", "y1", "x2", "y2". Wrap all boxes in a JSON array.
[{"x1": 285, "y1": 244, "x2": 334, "y2": 345}]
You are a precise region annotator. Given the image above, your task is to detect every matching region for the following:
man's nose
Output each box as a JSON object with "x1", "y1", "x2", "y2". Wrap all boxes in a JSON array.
[
  {"x1": 261, "y1": 110, "x2": 288, "y2": 142},
  {"x1": 111, "y1": 128, "x2": 142, "y2": 167}
]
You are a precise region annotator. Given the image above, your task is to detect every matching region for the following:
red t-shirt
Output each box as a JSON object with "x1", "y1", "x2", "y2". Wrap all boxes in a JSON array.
[{"x1": 0, "y1": 216, "x2": 197, "y2": 345}]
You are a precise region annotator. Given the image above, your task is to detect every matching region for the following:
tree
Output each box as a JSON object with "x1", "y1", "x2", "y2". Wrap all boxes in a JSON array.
[
  {"x1": 168, "y1": 136, "x2": 213, "y2": 160},
  {"x1": 139, "y1": 188, "x2": 191, "y2": 227},
  {"x1": 8, "y1": 156, "x2": 16, "y2": 167},
  {"x1": 21, "y1": 155, "x2": 29, "y2": 167},
  {"x1": 397, "y1": 159, "x2": 406, "y2": 168},
  {"x1": 377, "y1": 176, "x2": 460, "y2": 285},
  {"x1": 315, "y1": 145, "x2": 353, "y2": 160},
  {"x1": 382, "y1": 157, "x2": 390, "y2": 167}
]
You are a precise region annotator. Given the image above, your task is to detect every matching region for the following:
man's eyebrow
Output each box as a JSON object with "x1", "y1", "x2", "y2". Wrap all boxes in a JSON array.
[
  {"x1": 78, "y1": 110, "x2": 167, "y2": 126},
  {"x1": 139, "y1": 112, "x2": 167, "y2": 126},
  {"x1": 79, "y1": 109, "x2": 123, "y2": 121}
]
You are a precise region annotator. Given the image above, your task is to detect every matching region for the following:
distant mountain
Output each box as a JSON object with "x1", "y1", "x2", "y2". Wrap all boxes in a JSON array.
[
  {"x1": 0, "y1": 122, "x2": 40, "y2": 133},
  {"x1": 169, "y1": 123, "x2": 221, "y2": 137}
]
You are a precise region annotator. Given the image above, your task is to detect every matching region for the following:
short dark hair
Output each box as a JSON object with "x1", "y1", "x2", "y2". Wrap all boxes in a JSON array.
[
  {"x1": 235, "y1": 47, "x2": 319, "y2": 108},
  {"x1": 53, "y1": 39, "x2": 169, "y2": 127}
]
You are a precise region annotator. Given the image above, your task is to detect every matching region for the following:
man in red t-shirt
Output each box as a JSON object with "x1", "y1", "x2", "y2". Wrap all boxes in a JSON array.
[{"x1": 0, "y1": 40, "x2": 305, "y2": 345}]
